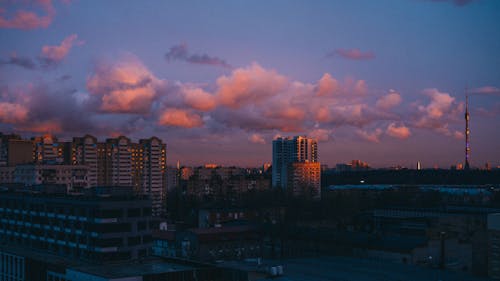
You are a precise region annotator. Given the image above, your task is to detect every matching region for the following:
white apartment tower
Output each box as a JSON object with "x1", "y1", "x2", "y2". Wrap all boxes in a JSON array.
[{"x1": 272, "y1": 136, "x2": 318, "y2": 189}]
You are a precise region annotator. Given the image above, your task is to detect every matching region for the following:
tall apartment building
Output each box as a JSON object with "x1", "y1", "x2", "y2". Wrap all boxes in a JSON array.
[
  {"x1": 136, "y1": 137, "x2": 166, "y2": 217},
  {"x1": 32, "y1": 135, "x2": 66, "y2": 165},
  {"x1": 1, "y1": 132, "x2": 168, "y2": 217},
  {"x1": 272, "y1": 136, "x2": 318, "y2": 189},
  {"x1": 106, "y1": 136, "x2": 133, "y2": 187},
  {"x1": 288, "y1": 162, "x2": 321, "y2": 199},
  {"x1": 71, "y1": 135, "x2": 98, "y2": 187}
]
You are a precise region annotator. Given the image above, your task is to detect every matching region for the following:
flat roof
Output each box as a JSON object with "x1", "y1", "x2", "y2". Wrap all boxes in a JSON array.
[
  {"x1": 0, "y1": 245, "x2": 209, "y2": 279},
  {"x1": 222, "y1": 256, "x2": 491, "y2": 281},
  {"x1": 70, "y1": 259, "x2": 196, "y2": 278}
]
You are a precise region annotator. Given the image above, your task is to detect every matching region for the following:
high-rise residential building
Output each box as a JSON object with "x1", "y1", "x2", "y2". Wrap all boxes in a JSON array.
[
  {"x1": 287, "y1": 162, "x2": 321, "y2": 199},
  {"x1": 272, "y1": 136, "x2": 318, "y2": 189},
  {"x1": 1, "y1": 132, "x2": 168, "y2": 217},
  {"x1": 106, "y1": 136, "x2": 133, "y2": 187},
  {"x1": 137, "y1": 137, "x2": 167, "y2": 217},
  {"x1": 71, "y1": 135, "x2": 98, "y2": 187},
  {"x1": 32, "y1": 134, "x2": 66, "y2": 165}
]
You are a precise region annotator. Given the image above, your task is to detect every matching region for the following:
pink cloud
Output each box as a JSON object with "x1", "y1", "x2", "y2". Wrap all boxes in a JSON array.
[
  {"x1": 316, "y1": 73, "x2": 340, "y2": 96},
  {"x1": 249, "y1": 133, "x2": 265, "y2": 144},
  {"x1": 453, "y1": 131, "x2": 464, "y2": 140},
  {"x1": 39, "y1": 34, "x2": 83, "y2": 66},
  {"x1": 264, "y1": 106, "x2": 305, "y2": 122},
  {"x1": 308, "y1": 128, "x2": 332, "y2": 142},
  {"x1": 86, "y1": 55, "x2": 162, "y2": 114},
  {"x1": 412, "y1": 88, "x2": 463, "y2": 136},
  {"x1": 0, "y1": 0, "x2": 56, "y2": 29},
  {"x1": 18, "y1": 120, "x2": 62, "y2": 134},
  {"x1": 356, "y1": 128, "x2": 383, "y2": 143},
  {"x1": 470, "y1": 86, "x2": 500, "y2": 96},
  {"x1": 0, "y1": 102, "x2": 29, "y2": 123},
  {"x1": 182, "y1": 86, "x2": 217, "y2": 111},
  {"x1": 215, "y1": 63, "x2": 288, "y2": 109},
  {"x1": 330, "y1": 48, "x2": 375, "y2": 60},
  {"x1": 158, "y1": 109, "x2": 204, "y2": 128},
  {"x1": 376, "y1": 90, "x2": 402, "y2": 110},
  {"x1": 386, "y1": 123, "x2": 411, "y2": 139}
]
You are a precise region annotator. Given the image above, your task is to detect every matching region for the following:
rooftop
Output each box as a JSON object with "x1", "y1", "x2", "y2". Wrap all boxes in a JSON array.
[{"x1": 221, "y1": 256, "x2": 491, "y2": 281}]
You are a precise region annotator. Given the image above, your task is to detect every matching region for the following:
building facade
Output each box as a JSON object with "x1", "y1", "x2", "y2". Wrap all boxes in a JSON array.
[
  {"x1": 489, "y1": 213, "x2": 500, "y2": 280},
  {"x1": 272, "y1": 136, "x2": 319, "y2": 193},
  {"x1": 287, "y1": 162, "x2": 321, "y2": 199},
  {"x1": 0, "y1": 186, "x2": 153, "y2": 262}
]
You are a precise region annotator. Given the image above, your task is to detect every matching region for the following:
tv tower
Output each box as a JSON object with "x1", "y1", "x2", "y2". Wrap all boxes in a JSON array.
[{"x1": 464, "y1": 89, "x2": 470, "y2": 170}]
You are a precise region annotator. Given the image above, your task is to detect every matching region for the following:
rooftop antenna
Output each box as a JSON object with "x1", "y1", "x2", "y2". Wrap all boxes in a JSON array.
[{"x1": 465, "y1": 87, "x2": 470, "y2": 170}]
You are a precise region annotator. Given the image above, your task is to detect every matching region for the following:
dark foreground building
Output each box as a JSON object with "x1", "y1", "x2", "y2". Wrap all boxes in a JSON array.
[{"x1": 0, "y1": 185, "x2": 245, "y2": 280}]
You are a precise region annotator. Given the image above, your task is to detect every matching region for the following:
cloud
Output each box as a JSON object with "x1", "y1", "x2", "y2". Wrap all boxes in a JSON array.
[
  {"x1": 165, "y1": 43, "x2": 231, "y2": 68},
  {"x1": 453, "y1": 131, "x2": 464, "y2": 140},
  {"x1": 470, "y1": 86, "x2": 500, "y2": 96},
  {"x1": 356, "y1": 128, "x2": 382, "y2": 143},
  {"x1": 386, "y1": 123, "x2": 411, "y2": 139},
  {"x1": 376, "y1": 90, "x2": 402, "y2": 110},
  {"x1": 182, "y1": 86, "x2": 217, "y2": 111},
  {"x1": 0, "y1": 82, "x2": 94, "y2": 135},
  {"x1": 308, "y1": 128, "x2": 332, "y2": 142},
  {"x1": 0, "y1": 53, "x2": 37, "y2": 69},
  {"x1": 249, "y1": 133, "x2": 266, "y2": 144},
  {"x1": 18, "y1": 120, "x2": 62, "y2": 134},
  {"x1": 474, "y1": 103, "x2": 500, "y2": 118},
  {"x1": 0, "y1": 0, "x2": 56, "y2": 29},
  {"x1": 411, "y1": 88, "x2": 463, "y2": 136},
  {"x1": 316, "y1": 73, "x2": 340, "y2": 96},
  {"x1": 158, "y1": 108, "x2": 204, "y2": 128},
  {"x1": 215, "y1": 63, "x2": 288, "y2": 109},
  {"x1": 86, "y1": 55, "x2": 163, "y2": 114},
  {"x1": 39, "y1": 34, "x2": 83, "y2": 67},
  {"x1": 0, "y1": 102, "x2": 29, "y2": 124},
  {"x1": 328, "y1": 48, "x2": 375, "y2": 60}
]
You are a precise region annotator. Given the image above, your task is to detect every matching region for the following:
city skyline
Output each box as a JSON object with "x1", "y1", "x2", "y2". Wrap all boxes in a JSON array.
[{"x1": 1, "y1": 0, "x2": 499, "y2": 168}]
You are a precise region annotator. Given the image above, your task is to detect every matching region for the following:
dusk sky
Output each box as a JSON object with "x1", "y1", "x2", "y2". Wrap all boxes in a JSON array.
[{"x1": 0, "y1": 0, "x2": 499, "y2": 168}]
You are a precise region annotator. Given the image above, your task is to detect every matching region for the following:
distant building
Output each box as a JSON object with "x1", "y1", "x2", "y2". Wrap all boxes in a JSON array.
[
  {"x1": 153, "y1": 225, "x2": 262, "y2": 262},
  {"x1": 166, "y1": 166, "x2": 179, "y2": 191},
  {"x1": 0, "y1": 164, "x2": 89, "y2": 191},
  {"x1": 0, "y1": 132, "x2": 168, "y2": 217},
  {"x1": 137, "y1": 137, "x2": 167, "y2": 217},
  {"x1": 32, "y1": 134, "x2": 66, "y2": 165},
  {"x1": 71, "y1": 135, "x2": 98, "y2": 187},
  {"x1": 350, "y1": 160, "x2": 370, "y2": 171},
  {"x1": 288, "y1": 162, "x2": 321, "y2": 199},
  {"x1": 272, "y1": 136, "x2": 318, "y2": 189}
]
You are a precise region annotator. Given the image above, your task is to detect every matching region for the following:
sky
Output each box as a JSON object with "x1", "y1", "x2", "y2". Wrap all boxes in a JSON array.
[{"x1": 0, "y1": 0, "x2": 499, "y2": 168}]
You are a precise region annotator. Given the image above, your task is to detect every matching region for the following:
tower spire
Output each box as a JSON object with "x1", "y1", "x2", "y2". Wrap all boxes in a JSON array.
[{"x1": 465, "y1": 87, "x2": 470, "y2": 170}]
